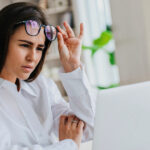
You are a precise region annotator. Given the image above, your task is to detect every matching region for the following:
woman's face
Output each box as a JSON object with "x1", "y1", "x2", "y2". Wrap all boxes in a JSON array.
[{"x1": 0, "y1": 25, "x2": 45, "y2": 83}]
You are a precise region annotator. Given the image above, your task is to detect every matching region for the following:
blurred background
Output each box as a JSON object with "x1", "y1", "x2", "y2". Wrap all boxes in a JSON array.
[{"x1": 1, "y1": 0, "x2": 150, "y2": 149}]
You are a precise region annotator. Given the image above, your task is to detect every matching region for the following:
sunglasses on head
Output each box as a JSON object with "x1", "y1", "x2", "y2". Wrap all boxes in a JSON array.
[{"x1": 16, "y1": 20, "x2": 58, "y2": 41}]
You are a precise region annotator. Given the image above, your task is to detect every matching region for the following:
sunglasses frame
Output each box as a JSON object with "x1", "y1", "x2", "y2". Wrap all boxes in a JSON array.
[{"x1": 16, "y1": 20, "x2": 58, "y2": 41}]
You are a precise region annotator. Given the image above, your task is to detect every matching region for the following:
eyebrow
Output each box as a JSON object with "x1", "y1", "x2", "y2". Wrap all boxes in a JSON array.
[{"x1": 18, "y1": 40, "x2": 45, "y2": 47}]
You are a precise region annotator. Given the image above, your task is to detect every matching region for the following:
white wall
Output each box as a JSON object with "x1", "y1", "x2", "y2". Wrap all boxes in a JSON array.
[
  {"x1": 0, "y1": 0, "x2": 11, "y2": 9},
  {"x1": 109, "y1": 0, "x2": 150, "y2": 85}
]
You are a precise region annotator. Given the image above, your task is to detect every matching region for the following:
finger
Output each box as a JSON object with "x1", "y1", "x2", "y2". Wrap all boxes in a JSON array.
[
  {"x1": 72, "y1": 116, "x2": 79, "y2": 129},
  {"x1": 66, "y1": 115, "x2": 75, "y2": 129},
  {"x1": 78, "y1": 23, "x2": 84, "y2": 40},
  {"x1": 57, "y1": 32, "x2": 69, "y2": 60},
  {"x1": 63, "y1": 21, "x2": 75, "y2": 38},
  {"x1": 57, "y1": 25, "x2": 68, "y2": 39},
  {"x1": 77, "y1": 120, "x2": 85, "y2": 131},
  {"x1": 57, "y1": 32, "x2": 64, "y2": 51},
  {"x1": 59, "y1": 115, "x2": 67, "y2": 128}
]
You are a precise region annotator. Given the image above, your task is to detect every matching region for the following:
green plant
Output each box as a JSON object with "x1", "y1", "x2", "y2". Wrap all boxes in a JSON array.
[
  {"x1": 97, "y1": 83, "x2": 119, "y2": 90},
  {"x1": 82, "y1": 29, "x2": 119, "y2": 89},
  {"x1": 82, "y1": 30, "x2": 116, "y2": 65}
]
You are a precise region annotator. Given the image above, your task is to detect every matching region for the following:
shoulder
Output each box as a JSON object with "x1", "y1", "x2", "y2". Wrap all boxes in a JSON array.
[
  {"x1": 21, "y1": 74, "x2": 57, "y2": 95},
  {"x1": 35, "y1": 74, "x2": 57, "y2": 90}
]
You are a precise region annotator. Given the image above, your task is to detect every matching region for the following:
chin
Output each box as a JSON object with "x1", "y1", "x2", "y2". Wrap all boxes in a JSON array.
[{"x1": 18, "y1": 73, "x2": 31, "y2": 80}]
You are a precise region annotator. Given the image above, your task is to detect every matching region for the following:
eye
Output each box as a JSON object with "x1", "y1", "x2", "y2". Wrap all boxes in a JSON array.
[
  {"x1": 36, "y1": 47, "x2": 44, "y2": 51},
  {"x1": 20, "y1": 44, "x2": 30, "y2": 48}
]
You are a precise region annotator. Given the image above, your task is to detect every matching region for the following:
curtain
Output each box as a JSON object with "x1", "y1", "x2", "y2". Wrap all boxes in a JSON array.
[{"x1": 72, "y1": 0, "x2": 120, "y2": 88}]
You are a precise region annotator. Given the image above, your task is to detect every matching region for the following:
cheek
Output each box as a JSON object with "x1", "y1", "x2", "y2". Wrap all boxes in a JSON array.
[
  {"x1": 36, "y1": 52, "x2": 43, "y2": 64},
  {"x1": 6, "y1": 46, "x2": 23, "y2": 66}
]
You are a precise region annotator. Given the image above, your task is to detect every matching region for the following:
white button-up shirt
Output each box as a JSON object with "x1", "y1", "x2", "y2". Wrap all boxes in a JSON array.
[{"x1": 0, "y1": 67, "x2": 96, "y2": 150}]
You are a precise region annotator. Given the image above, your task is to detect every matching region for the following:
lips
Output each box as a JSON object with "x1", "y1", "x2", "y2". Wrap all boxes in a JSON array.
[{"x1": 22, "y1": 65, "x2": 34, "y2": 73}]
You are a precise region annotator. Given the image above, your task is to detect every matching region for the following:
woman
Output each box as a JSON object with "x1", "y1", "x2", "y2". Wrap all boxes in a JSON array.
[{"x1": 0, "y1": 2, "x2": 95, "y2": 150}]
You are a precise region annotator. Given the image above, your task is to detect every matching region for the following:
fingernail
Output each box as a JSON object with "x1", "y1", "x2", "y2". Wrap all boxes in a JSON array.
[{"x1": 64, "y1": 21, "x2": 67, "y2": 25}]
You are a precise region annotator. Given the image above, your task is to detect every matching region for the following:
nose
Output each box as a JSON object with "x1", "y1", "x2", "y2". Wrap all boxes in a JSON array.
[{"x1": 26, "y1": 48, "x2": 37, "y2": 62}]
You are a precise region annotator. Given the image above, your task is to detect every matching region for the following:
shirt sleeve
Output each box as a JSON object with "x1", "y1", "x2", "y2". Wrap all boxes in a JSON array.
[
  {"x1": 0, "y1": 110, "x2": 78, "y2": 150},
  {"x1": 48, "y1": 65, "x2": 97, "y2": 142},
  {"x1": 1, "y1": 140, "x2": 78, "y2": 150}
]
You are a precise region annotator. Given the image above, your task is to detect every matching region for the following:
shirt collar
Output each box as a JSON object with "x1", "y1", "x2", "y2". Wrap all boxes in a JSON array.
[
  {"x1": 0, "y1": 78, "x2": 4, "y2": 86},
  {"x1": 20, "y1": 80, "x2": 37, "y2": 97},
  {"x1": 0, "y1": 77, "x2": 17, "y2": 90},
  {"x1": 0, "y1": 77, "x2": 37, "y2": 97}
]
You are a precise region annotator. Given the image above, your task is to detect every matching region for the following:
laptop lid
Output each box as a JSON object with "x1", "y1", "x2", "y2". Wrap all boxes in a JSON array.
[{"x1": 93, "y1": 81, "x2": 150, "y2": 150}]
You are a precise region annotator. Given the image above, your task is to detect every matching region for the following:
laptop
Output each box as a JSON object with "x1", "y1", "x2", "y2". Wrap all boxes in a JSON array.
[{"x1": 93, "y1": 81, "x2": 150, "y2": 150}]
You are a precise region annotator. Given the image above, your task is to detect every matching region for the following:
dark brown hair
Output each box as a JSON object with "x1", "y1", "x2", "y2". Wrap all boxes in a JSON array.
[{"x1": 0, "y1": 2, "x2": 51, "y2": 82}]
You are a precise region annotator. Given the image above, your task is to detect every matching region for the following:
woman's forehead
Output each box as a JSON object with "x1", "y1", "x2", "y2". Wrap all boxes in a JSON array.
[{"x1": 11, "y1": 25, "x2": 45, "y2": 44}]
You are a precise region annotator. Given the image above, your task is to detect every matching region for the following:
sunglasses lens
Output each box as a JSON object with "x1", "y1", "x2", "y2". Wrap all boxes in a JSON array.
[
  {"x1": 26, "y1": 20, "x2": 40, "y2": 36},
  {"x1": 45, "y1": 25, "x2": 57, "y2": 41}
]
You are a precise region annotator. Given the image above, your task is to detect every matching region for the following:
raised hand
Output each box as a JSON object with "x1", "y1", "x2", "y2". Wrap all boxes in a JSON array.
[{"x1": 57, "y1": 22, "x2": 84, "y2": 72}]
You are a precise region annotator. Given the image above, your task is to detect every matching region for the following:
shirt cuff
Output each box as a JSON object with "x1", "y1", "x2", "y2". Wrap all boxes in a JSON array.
[
  {"x1": 45, "y1": 139, "x2": 78, "y2": 150},
  {"x1": 59, "y1": 64, "x2": 91, "y2": 98},
  {"x1": 59, "y1": 64, "x2": 85, "y2": 80}
]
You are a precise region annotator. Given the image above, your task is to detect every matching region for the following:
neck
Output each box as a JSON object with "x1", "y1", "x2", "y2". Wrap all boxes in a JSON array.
[{"x1": 0, "y1": 69, "x2": 16, "y2": 83}]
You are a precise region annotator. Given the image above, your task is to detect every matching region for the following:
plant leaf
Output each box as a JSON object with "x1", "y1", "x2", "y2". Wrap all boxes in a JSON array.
[
  {"x1": 107, "y1": 51, "x2": 116, "y2": 65},
  {"x1": 97, "y1": 83, "x2": 119, "y2": 90},
  {"x1": 82, "y1": 45, "x2": 100, "y2": 56},
  {"x1": 93, "y1": 30, "x2": 113, "y2": 47}
]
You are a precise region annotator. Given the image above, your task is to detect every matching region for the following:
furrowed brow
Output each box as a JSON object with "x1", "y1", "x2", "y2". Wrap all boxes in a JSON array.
[
  {"x1": 18, "y1": 40, "x2": 33, "y2": 45},
  {"x1": 18, "y1": 40, "x2": 45, "y2": 47}
]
